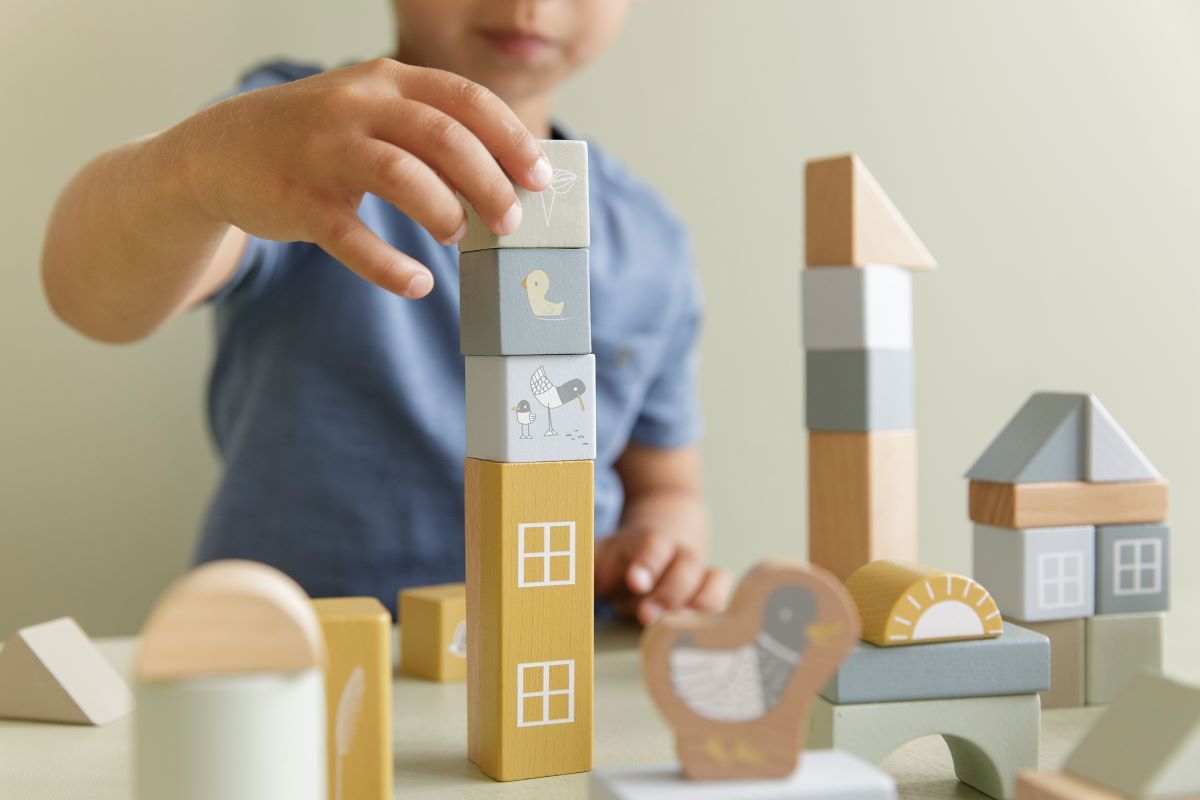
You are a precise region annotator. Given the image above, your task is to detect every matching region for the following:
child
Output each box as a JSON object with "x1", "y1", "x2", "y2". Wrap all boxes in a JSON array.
[{"x1": 40, "y1": 0, "x2": 729, "y2": 625}]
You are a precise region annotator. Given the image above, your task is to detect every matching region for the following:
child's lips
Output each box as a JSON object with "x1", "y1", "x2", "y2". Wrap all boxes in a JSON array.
[{"x1": 478, "y1": 28, "x2": 554, "y2": 62}]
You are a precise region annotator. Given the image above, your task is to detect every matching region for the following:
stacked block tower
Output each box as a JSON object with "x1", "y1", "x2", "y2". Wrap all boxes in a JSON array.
[
  {"x1": 968, "y1": 392, "x2": 1169, "y2": 707},
  {"x1": 459, "y1": 140, "x2": 595, "y2": 781},
  {"x1": 803, "y1": 154, "x2": 936, "y2": 582}
]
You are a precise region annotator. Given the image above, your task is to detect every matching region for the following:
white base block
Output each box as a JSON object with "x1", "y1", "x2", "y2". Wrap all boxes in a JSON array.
[{"x1": 589, "y1": 750, "x2": 896, "y2": 800}]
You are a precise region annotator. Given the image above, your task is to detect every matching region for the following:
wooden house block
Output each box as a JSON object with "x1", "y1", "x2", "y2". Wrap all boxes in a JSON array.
[
  {"x1": 399, "y1": 583, "x2": 467, "y2": 682},
  {"x1": 641, "y1": 560, "x2": 858, "y2": 781},
  {"x1": 1084, "y1": 612, "x2": 1164, "y2": 705},
  {"x1": 844, "y1": 560, "x2": 1003, "y2": 647},
  {"x1": 459, "y1": 248, "x2": 591, "y2": 356},
  {"x1": 808, "y1": 431, "x2": 917, "y2": 583},
  {"x1": 810, "y1": 693, "x2": 1039, "y2": 800},
  {"x1": 821, "y1": 623, "x2": 1049, "y2": 704},
  {"x1": 801, "y1": 266, "x2": 912, "y2": 351},
  {"x1": 465, "y1": 458, "x2": 594, "y2": 781},
  {"x1": 1065, "y1": 672, "x2": 1200, "y2": 797},
  {"x1": 805, "y1": 349, "x2": 913, "y2": 432},
  {"x1": 313, "y1": 597, "x2": 393, "y2": 800},
  {"x1": 973, "y1": 524, "x2": 1095, "y2": 622},
  {"x1": 1020, "y1": 619, "x2": 1085, "y2": 709},
  {"x1": 459, "y1": 139, "x2": 588, "y2": 252},
  {"x1": 804, "y1": 154, "x2": 936, "y2": 269},
  {"x1": 589, "y1": 750, "x2": 897, "y2": 800},
  {"x1": 968, "y1": 480, "x2": 1168, "y2": 528},
  {"x1": 134, "y1": 560, "x2": 327, "y2": 800},
  {"x1": 1016, "y1": 771, "x2": 1125, "y2": 800},
  {"x1": 0, "y1": 617, "x2": 132, "y2": 725},
  {"x1": 1095, "y1": 523, "x2": 1169, "y2": 615},
  {"x1": 466, "y1": 354, "x2": 596, "y2": 463}
]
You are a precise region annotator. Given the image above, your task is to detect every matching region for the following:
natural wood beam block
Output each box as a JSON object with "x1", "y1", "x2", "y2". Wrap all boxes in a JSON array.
[
  {"x1": 808, "y1": 431, "x2": 917, "y2": 583},
  {"x1": 1016, "y1": 771, "x2": 1125, "y2": 800},
  {"x1": 399, "y1": 583, "x2": 467, "y2": 682},
  {"x1": 968, "y1": 480, "x2": 1168, "y2": 528}
]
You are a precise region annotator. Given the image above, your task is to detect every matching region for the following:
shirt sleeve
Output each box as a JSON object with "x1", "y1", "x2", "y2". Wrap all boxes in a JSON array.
[{"x1": 629, "y1": 237, "x2": 704, "y2": 449}]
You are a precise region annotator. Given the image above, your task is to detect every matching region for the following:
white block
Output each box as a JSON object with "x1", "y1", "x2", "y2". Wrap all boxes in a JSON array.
[
  {"x1": 973, "y1": 524, "x2": 1095, "y2": 622},
  {"x1": 590, "y1": 750, "x2": 896, "y2": 800},
  {"x1": 801, "y1": 266, "x2": 912, "y2": 350}
]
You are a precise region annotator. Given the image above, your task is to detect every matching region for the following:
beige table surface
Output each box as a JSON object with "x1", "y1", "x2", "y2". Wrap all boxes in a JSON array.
[{"x1": 0, "y1": 624, "x2": 1108, "y2": 799}]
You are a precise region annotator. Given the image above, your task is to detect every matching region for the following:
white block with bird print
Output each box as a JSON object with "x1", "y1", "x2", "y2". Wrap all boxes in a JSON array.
[{"x1": 466, "y1": 354, "x2": 596, "y2": 462}]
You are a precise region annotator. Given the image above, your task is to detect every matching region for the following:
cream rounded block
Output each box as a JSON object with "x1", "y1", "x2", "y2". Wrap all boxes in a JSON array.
[{"x1": 135, "y1": 670, "x2": 326, "y2": 800}]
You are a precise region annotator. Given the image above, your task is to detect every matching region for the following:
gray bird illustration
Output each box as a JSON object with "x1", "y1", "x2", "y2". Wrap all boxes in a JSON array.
[
  {"x1": 667, "y1": 586, "x2": 818, "y2": 722},
  {"x1": 512, "y1": 399, "x2": 537, "y2": 439},
  {"x1": 529, "y1": 366, "x2": 586, "y2": 438}
]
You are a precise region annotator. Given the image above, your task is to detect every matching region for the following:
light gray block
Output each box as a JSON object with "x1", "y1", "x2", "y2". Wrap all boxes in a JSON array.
[
  {"x1": 1095, "y1": 523, "x2": 1169, "y2": 615},
  {"x1": 465, "y1": 354, "x2": 596, "y2": 462},
  {"x1": 1085, "y1": 612, "x2": 1164, "y2": 705},
  {"x1": 973, "y1": 524, "x2": 1095, "y2": 622},
  {"x1": 965, "y1": 392, "x2": 1085, "y2": 482},
  {"x1": 820, "y1": 623, "x2": 1049, "y2": 704},
  {"x1": 589, "y1": 751, "x2": 896, "y2": 800},
  {"x1": 459, "y1": 139, "x2": 589, "y2": 252},
  {"x1": 459, "y1": 248, "x2": 591, "y2": 356},
  {"x1": 801, "y1": 267, "x2": 912, "y2": 350},
  {"x1": 804, "y1": 349, "x2": 912, "y2": 432},
  {"x1": 1086, "y1": 395, "x2": 1161, "y2": 482}
]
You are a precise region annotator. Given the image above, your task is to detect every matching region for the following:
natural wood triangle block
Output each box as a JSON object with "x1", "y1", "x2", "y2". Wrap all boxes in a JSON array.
[{"x1": 805, "y1": 154, "x2": 936, "y2": 269}]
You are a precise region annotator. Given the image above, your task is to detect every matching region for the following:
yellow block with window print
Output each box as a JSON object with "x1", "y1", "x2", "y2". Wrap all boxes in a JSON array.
[{"x1": 465, "y1": 457, "x2": 594, "y2": 781}]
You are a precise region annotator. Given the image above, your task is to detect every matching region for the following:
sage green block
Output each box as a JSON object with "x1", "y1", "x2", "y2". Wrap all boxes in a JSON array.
[{"x1": 1084, "y1": 612, "x2": 1164, "y2": 705}]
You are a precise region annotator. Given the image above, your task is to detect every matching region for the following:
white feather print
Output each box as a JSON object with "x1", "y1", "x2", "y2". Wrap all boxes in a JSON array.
[
  {"x1": 668, "y1": 643, "x2": 766, "y2": 722},
  {"x1": 334, "y1": 666, "x2": 366, "y2": 800}
]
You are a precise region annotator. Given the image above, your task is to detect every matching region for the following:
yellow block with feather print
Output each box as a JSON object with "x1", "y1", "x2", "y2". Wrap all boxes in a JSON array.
[{"x1": 313, "y1": 597, "x2": 393, "y2": 800}]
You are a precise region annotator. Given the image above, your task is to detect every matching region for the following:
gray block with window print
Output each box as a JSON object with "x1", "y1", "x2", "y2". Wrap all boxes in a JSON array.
[
  {"x1": 973, "y1": 524, "x2": 1095, "y2": 622},
  {"x1": 1095, "y1": 523, "x2": 1169, "y2": 615}
]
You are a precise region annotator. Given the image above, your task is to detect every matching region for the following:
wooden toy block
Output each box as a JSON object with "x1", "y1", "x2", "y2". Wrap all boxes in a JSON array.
[
  {"x1": 845, "y1": 560, "x2": 1003, "y2": 646},
  {"x1": 1084, "y1": 612, "x2": 1164, "y2": 705},
  {"x1": 465, "y1": 458, "x2": 594, "y2": 781},
  {"x1": 459, "y1": 139, "x2": 589, "y2": 252},
  {"x1": 1086, "y1": 395, "x2": 1161, "y2": 483},
  {"x1": 805, "y1": 349, "x2": 913, "y2": 432},
  {"x1": 1016, "y1": 771, "x2": 1125, "y2": 800},
  {"x1": 642, "y1": 560, "x2": 859, "y2": 781},
  {"x1": 589, "y1": 749, "x2": 897, "y2": 800},
  {"x1": 399, "y1": 583, "x2": 467, "y2": 682},
  {"x1": 1095, "y1": 523, "x2": 1170, "y2": 615},
  {"x1": 804, "y1": 154, "x2": 936, "y2": 269},
  {"x1": 1020, "y1": 619, "x2": 1085, "y2": 708},
  {"x1": 459, "y1": 248, "x2": 591, "y2": 356},
  {"x1": 809, "y1": 692, "x2": 1040, "y2": 800},
  {"x1": 966, "y1": 393, "x2": 1086, "y2": 483},
  {"x1": 973, "y1": 524, "x2": 1095, "y2": 622},
  {"x1": 313, "y1": 597, "x2": 393, "y2": 800},
  {"x1": 808, "y1": 431, "x2": 916, "y2": 583},
  {"x1": 1065, "y1": 672, "x2": 1200, "y2": 797},
  {"x1": 0, "y1": 617, "x2": 132, "y2": 725},
  {"x1": 801, "y1": 266, "x2": 912, "y2": 351},
  {"x1": 466, "y1": 354, "x2": 596, "y2": 463},
  {"x1": 821, "y1": 623, "x2": 1049, "y2": 704},
  {"x1": 968, "y1": 480, "x2": 1168, "y2": 528},
  {"x1": 134, "y1": 560, "x2": 327, "y2": 800}
]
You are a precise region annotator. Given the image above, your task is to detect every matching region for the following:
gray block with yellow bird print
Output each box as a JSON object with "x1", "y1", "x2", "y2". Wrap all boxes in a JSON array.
[
  {"x1": 466, "y1": 354, "x2": 596, "y2": 462},
  {"x1": 459, "y1": 248, "x2": 591, "y2": 356}
]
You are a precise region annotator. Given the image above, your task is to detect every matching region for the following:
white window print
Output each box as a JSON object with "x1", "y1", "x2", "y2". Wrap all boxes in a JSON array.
[
  {"x1": 1038, "y1": 552, "x2": 1084, "y2": 609},
  {"x1": 516, "y1": 660, "x2": 575, "y2": 728},
  {"x1": 1114, "y1": 539, "x2": 1162, "y2": 596},
  {"x1": 517, "y1": 522, "x2": 576, "y2": 588}
]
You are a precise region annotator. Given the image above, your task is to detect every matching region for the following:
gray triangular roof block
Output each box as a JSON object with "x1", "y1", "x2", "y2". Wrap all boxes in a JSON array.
[
  {"x1": 1064, "y1": 672, "x2": 1200, "y2": 798},
  {"x1": 1088, "y1": 395, "x2": 1161, "y2": 482}
]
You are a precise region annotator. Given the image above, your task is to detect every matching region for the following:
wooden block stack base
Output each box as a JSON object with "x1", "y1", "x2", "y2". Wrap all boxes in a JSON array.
[{"x1": 1019, "y1": 619, "x2": 1085, "y2": 708}]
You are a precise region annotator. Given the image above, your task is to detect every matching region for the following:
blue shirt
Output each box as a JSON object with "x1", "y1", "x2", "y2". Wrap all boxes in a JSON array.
[{"x1": 196, "y1": 61, "x2": 702, "y2": 611}]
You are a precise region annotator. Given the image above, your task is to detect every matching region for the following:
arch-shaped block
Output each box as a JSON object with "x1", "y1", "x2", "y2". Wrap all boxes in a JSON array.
[{"x1": 808, "y1": 693, "x2": 1040, "y2": 799}]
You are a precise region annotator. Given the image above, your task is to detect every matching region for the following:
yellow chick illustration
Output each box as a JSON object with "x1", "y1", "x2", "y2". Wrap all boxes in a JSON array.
[{"x1": 521, "y1": 270, "x2": 564, "y2": 317}]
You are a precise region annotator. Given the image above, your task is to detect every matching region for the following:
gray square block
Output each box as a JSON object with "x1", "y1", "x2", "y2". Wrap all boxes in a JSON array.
[
  {"x1": 458, "y1": 140, "x2": 589, "y2": 252},
  {"x1": 821, "y1": 623, "x2": 1049, "y2": 704},
  {"x1": 973, "y1": 524, "x2": 1095, "y2": 622},
  {"x1": 465, "y1": 354, "x2": 595, "y2": 462},
  {"x1": 805, "y1": 349, "x2": 913, "y2": 432},
  {"x1": 1095, "y1": 523, "x2": 1170, "y2": 614},
  {"x1": 459, "y1": 248, "x2": 591, "y2": 356}
]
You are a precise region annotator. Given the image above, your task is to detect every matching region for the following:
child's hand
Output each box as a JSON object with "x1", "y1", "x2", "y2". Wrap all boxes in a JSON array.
[
  {"x1": 595, "y1": 522, "x2": 731, "y2": 626},
  {"x1": 173, "y1": 58, "x2": 552, "y2": 298}
]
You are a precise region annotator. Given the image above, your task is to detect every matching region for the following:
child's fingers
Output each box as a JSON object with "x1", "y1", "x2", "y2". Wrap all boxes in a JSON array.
[
  {"x1": 626, "y1": 531, "x2": 677, "y2": 596},
  {"x1": 593, "y1": 535, "x2": 629, "y2": 598},
  {"x1": 686, "y1": 568, "x2": 732, "y2": 614},
  {"x1": 645, "y1": 550, "x2": 704, "y2": 616},
  {"x1": 350, "y1": 140, "x2": 467, "y2": 245},
  {"x1": 312, "y1": 209, "x2": 433, "y2": 299}
]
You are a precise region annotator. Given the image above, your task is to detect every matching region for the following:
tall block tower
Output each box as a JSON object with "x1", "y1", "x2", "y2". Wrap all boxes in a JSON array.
[
  {"x1": 803, "y1": 154, "x2": 936, "y2": 582},
  {"x1": 459, "y1": 140, "x2": 594, "y2": 781}
]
